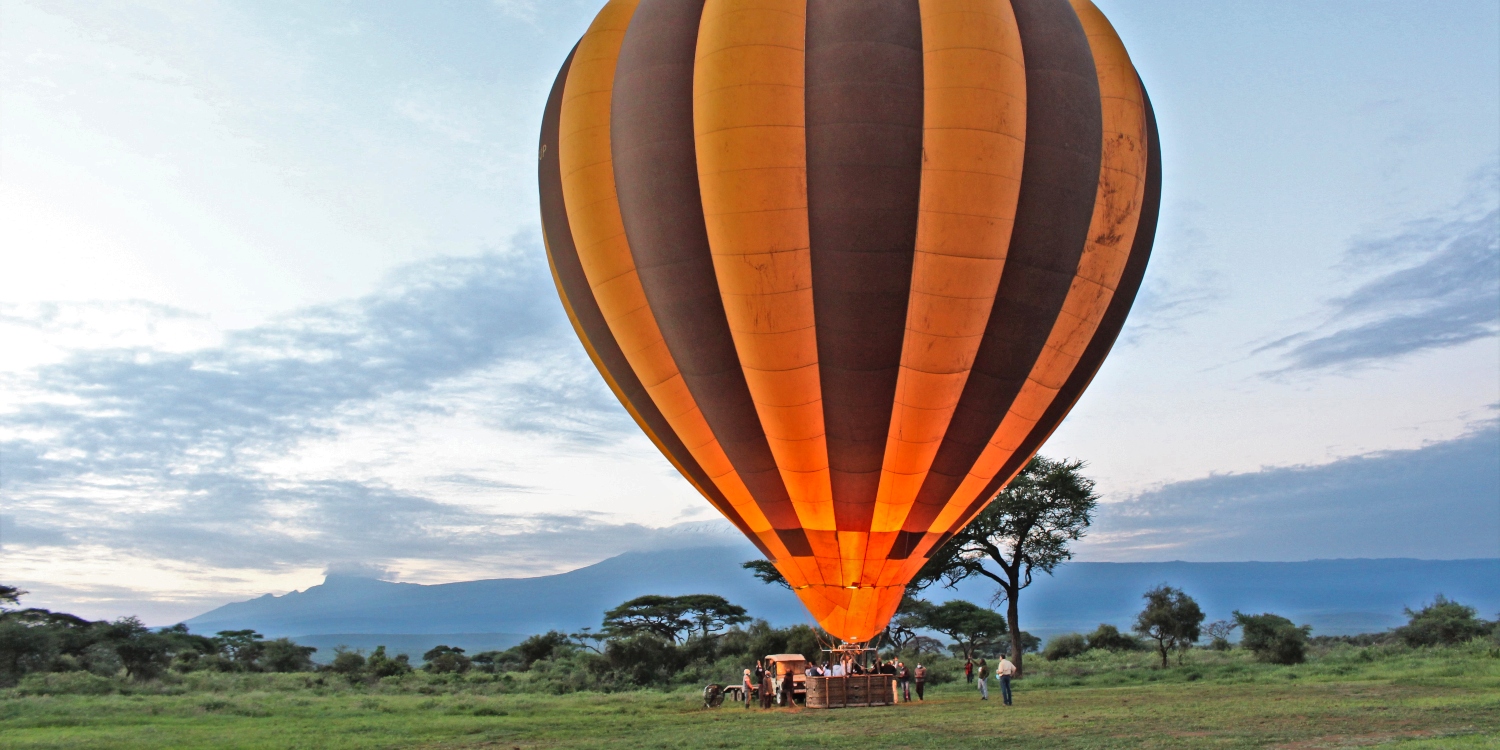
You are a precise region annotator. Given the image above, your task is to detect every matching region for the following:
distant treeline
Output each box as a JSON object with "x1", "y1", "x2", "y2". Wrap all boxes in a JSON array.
[{"x1": 3, "y1": 582, "x2": 1495, "y2": 693}]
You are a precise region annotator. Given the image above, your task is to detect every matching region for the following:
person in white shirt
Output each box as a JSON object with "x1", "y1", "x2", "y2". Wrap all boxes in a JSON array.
[{"x1": 997, "y1": 657, "x2": 1018, "y2": 705}]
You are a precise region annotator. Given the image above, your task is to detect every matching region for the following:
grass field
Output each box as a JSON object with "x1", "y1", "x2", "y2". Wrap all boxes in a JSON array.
[{"x1": 2, "y1": 642, "x2": 1496, "y2": 749}]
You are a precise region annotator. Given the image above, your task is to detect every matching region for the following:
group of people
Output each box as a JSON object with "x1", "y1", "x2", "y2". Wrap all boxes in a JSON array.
[
  {"x1": 739, "y1": 654, "x2": 1017, "y2": 709},
  {"x1": 740, "y1": 656, "x2": 932, "y2": 709},
  {"x1": 963, "y1": 656, "x2": 1018, "y2": 705}
]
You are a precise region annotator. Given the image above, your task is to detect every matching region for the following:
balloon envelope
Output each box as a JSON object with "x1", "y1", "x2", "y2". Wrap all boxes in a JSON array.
[{"x1": 538, "y1": 0, "x2": 1160, "y2": 642}]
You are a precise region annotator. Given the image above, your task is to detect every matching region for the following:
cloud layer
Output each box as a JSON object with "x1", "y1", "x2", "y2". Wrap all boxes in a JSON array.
[
  {"x1": 0, "y1": 239, "x2": 661, "y2": 589},
  {"x1": 1081, "y1": 419, "x2": 1500, "y2": 561},
  {"x1": 1261, "y1": 169, "x2": 1499, "y2": 371}
]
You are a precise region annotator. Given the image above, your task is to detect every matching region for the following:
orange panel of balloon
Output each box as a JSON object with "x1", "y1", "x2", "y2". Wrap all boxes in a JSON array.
[{"x1": 538, "y1": 0, "x2": 1160, "y2": 643}]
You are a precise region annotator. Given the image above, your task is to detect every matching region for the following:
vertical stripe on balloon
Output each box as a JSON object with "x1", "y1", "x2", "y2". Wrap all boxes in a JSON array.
[{"x1": 901, "y1": 0, "x2": 1103, "y2": 544}]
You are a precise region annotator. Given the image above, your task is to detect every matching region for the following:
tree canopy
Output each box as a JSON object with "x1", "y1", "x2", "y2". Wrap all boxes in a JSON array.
[
  {"x1": 921, "y1": 455, "x2": 1098, "y2": 672},
  {"x1": 911, "y1": 600, "x2": 1008, "y2": 660},
  {"x1": 602, "y1": 594, "x2": 748, "y2": 644},
  {"x1": 1135, "y1": 585, "x2": 1205, "y2": 667}
]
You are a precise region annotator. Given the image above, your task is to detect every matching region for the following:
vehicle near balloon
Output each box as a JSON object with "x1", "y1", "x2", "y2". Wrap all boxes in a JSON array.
[{"x1": 540, "y1": 0, "x2": 1160, "y2": 646}]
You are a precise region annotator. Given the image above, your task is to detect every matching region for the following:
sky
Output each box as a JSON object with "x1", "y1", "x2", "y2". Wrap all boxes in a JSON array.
[{"x1": 1, "y1": 0, "x2": 1496, "y2": 625}]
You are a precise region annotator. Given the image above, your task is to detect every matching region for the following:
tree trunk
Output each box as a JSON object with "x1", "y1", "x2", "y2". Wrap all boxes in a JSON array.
[{"x1": 1005, "y1": 583, "x2": 1023, "y2": 676}]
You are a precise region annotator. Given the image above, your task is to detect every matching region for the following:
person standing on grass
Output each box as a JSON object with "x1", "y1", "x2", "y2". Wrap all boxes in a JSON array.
[
  {"x1": 914, "y1": 663, "x2": 927, "y2": 701},
  {"x1": 997, "y1": 656, "x2": 1017, "y2": 706},
  {"x1": 761, "y1": 669, "x2": 774, "y2": 709},
  {"x1": 897, "y1": 661, "x2": 911, "y2": 703},
  {"x1": 742, "y1": 668, "x2": 753, "y2": 709},
  {"x1": 976, "y1": 660, "x2": 989, "y2": 700},
  {"x1": 964, "y1": 658, "x2": 974, "y2": 683}
]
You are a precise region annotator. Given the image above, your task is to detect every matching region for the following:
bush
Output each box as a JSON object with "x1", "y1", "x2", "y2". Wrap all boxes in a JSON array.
[
  {"x1": 1087, "y1": 624, "x2": 1142, "y2": 652},
  {"x1": 1234, "y1": 611, "x2": 1311, "y2": 665},
  {"x1": 1395, "y1": 595, "x2": 1493, "y2": 647},
  {"x1": 422, "y1": 646, "x2": 472, "y2": 674},
  {"x1": 0, "y1": 619, "x2": 56, "y2": 685},
  {"x1": 259, "y1": 638, "x2": 317, "y2": 673},
  {"x1": 328, "y1": 647, "x2": 366, "y2": 678},
  {"x1": 366, "y1": 646, "x2": 413, "y2": 678},
  {"x1": 1042, "y1": 633, "x2": 1089, "y2": 661}
]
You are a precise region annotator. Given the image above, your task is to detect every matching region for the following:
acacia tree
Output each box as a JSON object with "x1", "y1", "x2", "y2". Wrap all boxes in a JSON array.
[
  {"x1": 925, "y1": 455, "x2": 1098, "y2": 675},
  {"x1": 917, "y1": 600, "x2": 1008, "y2": 660},
  {"x1": 602, "y1": 595, "x2": 694, "y2": 643},
  {"x1": 1134, "y1": 585, "x2": 1204, "y2": 667},
  {"x1": 675, "y1": 595, "x2": 750, "y2": 639},
  {"x1": 601, "y1": 594, "x2": 749, "y2": 644}
]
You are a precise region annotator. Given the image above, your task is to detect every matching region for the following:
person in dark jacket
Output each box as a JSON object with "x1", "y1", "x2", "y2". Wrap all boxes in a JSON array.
[
  {"x1": 914, "y1": 663, "x2": 927, "y2": 701},
  {"x1": 897, "y1": 661, "x2": 911, "y2": 702}
]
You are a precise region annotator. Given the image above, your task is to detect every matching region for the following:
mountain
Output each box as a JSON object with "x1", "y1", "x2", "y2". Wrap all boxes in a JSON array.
[{"x1": 185, "y1": 548, "x2": 1499, "y2": 644}]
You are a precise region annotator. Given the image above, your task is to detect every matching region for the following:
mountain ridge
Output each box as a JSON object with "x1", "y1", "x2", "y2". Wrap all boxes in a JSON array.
[{"x1": 185, "y1": 548, "x2": 1499, "y2": 641}]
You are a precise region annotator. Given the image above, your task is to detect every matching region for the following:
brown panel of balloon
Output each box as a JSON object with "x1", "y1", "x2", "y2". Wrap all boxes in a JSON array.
[{"x1": 805, "y1": 0, "x2": 925, "y2": 544}]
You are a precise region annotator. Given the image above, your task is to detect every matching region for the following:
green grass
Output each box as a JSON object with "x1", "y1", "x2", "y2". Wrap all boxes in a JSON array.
[{"x1": 2, "y1": 643, "x2": 1496, "y2": 749}]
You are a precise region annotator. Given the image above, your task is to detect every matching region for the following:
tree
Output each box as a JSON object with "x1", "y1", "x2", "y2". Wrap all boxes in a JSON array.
[
  {"x1": 213, "y1": 629, "x2": 265, "y2": 669},
  {"x1": 741, "y1": 560, "x2": 789, "y2": 590},
  {"x1": 513, "y1": 631, "x2": 571, "y2": 668},
  {"x1": 328, "y1": 647, "x2": 366, "y2": 678},
  {"x1": 602, "y1": 595, "x2": 693, "y2": 643},
  {"x1": 923, "y1": 455, "x2": 1098, "y2": 674},
  {"x1": 102, "y1": 617, "x2": 171, "y2": 680},
  {"x1": 422, "y1": 645, "x2": 471, "y2": 674},
  {"x1": 1134, "y1": 585, "x2": 1204, "y2": 668},
  {"x1": 1087, "y1": 623, "x2": 1143, "y2": 652},
  {"x1": 365, "y1": 646, "x2": 413, "y2": 678},
  {"x1": 260, "y1": 638, "x2": 317, "y2": 672},
  {"x1": 1395, "y1": 595, "x2": 1493, "y2": 647},
  {"x1": 1233, "y1": 611, "x2": 1311, "y2": 664},
  {"x1": 881, "y1": 596, "x2": 929, "y2": 652},
  {"x1": 1203, "y1": 620, "x2": 1239, "y2": 651},
  {"x1": 0, "y1": 585, "x2": 26, "y2": 611},
  {"x1": 918, "y1": 600, "x2": 1007, "y2": 660},
  {"x1": 675, "y1": 595, "x2": 750, "y2": 639},
  {"x1": 1042, "y1": 633, "x2": 1088, "y2": 661}
]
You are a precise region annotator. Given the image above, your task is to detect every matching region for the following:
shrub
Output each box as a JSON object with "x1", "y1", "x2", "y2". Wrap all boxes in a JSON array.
[
  {"x1": 1395, "y1": 595, "x2": 1493, "y2": 647},
  {"x1": 1234, "y1": 611, "x2": 1311, "y2": 665},
  {"x1": 1042, "y1": 633, "x2": 1089, "y2": 661},
  {"x1": 1087, "y1": 624, "x2": 1142, "y2": 652},
  {"x1": 259, "y1": 638, "x2": 317, "y2": 673},
  {"x1": 0, "y1": 619, "x2": 56, "y2": 685},
  {"x1": 1203, "y1": 620, "x2": 1239, "y2": 651},
  {"x1": 328, "y1": 647, "x2": 366, "y2": 678},
  {"x1": 422, "y1": 645, "x2": 472, "y2": 674},
  {"x1": 366, "y1": 646, "x2": 413, "y2": 678}
]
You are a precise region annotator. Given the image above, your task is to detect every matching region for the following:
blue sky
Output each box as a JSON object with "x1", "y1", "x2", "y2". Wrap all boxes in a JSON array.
[{"x1": 1, "y1": 0, "x2": 1496, "y2": 624}]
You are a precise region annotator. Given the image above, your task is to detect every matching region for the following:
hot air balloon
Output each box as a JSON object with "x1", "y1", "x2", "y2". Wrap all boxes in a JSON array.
[{"x1": 538, "y1": 0, "x2": 1160, "y2": 644}]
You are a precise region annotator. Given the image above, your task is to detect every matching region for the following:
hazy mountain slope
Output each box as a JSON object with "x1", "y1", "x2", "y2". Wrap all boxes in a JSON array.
[{"x1": 186, "y1": 548, "x2": 1499, "y2": 640}]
